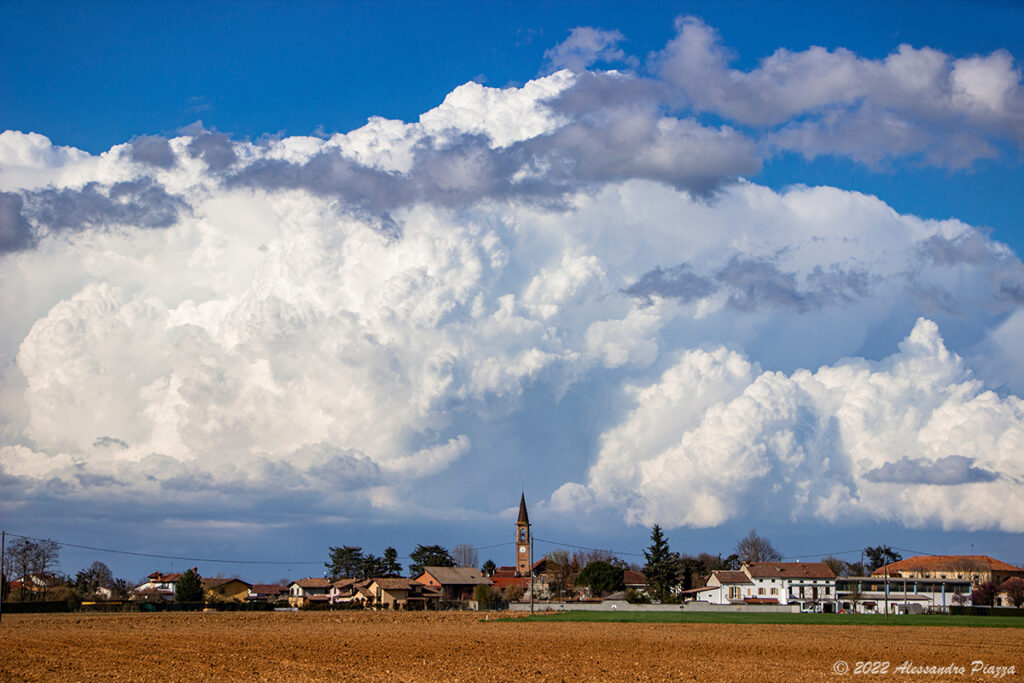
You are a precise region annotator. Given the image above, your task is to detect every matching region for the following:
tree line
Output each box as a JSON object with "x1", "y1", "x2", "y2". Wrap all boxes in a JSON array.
[
  {"x1": 7, "y1": 532, "x2": 1022, "y2": 609},
  {"x1": 2, "y1": 537, "x2": 134, "y2": 605},
  {"x1": 323, "y1": 543, "x2": 483, "y2": 580}
]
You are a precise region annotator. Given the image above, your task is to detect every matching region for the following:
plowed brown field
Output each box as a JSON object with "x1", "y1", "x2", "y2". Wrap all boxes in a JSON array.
[{"x1": 1, "y1": 611, "x2": 1020, "y2": 681}]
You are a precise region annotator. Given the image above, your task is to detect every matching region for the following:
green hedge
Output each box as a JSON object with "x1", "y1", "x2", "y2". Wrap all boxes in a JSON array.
[
  {"x1": 1, "y1": 600, "x2": 72, "y2": 613},
  {"x1": 949, "y1": 605, "x2": 1024, "y2": 617}
]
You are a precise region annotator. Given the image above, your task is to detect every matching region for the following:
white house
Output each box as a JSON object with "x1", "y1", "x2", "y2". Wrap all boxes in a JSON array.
[
  {"x1": 694, "y1": 562, "x2": 838, "y2": 611},
  {"x1": 133, "y1": 569, "x2": 195, "y2": 602},
  {"x1": 287, "y1": 577, "x2": 332, "y2": 607}
]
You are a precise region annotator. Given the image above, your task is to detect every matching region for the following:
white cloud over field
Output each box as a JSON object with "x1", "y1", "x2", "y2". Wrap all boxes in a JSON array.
[{"x1": 1, "y1": 20, "x2": 1023, "y2": 532}]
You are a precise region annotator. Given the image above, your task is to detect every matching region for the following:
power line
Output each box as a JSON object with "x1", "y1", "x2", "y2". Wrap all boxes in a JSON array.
[
  {"x1": 533, "y1": 536, "x2": 644, "y2": 557},
  {"x1": 781, "y1": 549, "x2": 864, "y2": 561},
  {"x1": 472, "y1": 541, "x2": 514, "y2": 551},
  {"x1": 1, "y1": 532, "x2": 514, "y2": 568},
  {"x1": 4, "y1": 532, "x2": 323, "y2": 566}
]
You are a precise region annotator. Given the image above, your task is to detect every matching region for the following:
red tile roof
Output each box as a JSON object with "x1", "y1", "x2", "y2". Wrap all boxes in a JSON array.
[
  {"x1": 417, "y1": 567, "x2": 492, "y2": 586},
  {"x1": 872, "y1": 555, "x2": 1022, "y2": 576},
  {"x1": 745, "y1": 562, "x2": 835, "y2": 579},
  {"x1": 490, "y1": 576, "x2": 529, "y2": 590},
  {"x1": 623, "y1": 570, "x2": 647, "y2": 586},
  {"x1": 373, "y1": 578, "x2": 418, "y2": 591},
  {"x1": 712, "y1": 570, "x2": 753, "y2": 584},
  {"x1": 201, "y1": 577, "x2": 251, "y2": 589},
  {"x1": 292, "y1": 577, "x2": 331, "y2": 589},
  {"x1": 250, "y1": 584, "x2": 286, "y2": 596}
]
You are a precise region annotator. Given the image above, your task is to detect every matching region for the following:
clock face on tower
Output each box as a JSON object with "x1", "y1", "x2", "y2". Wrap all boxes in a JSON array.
[{"x1": 519, "y1": 546, "x2": 526, "y2": 553}]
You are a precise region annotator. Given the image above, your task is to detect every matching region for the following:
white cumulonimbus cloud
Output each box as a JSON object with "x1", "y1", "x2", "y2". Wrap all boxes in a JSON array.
[
  {"x1": 553, "y1": 318, "x2": 1024, "y2": 532},
  {"x1": 1, "y1": 18, "x2": 1023, "y2": 531}
]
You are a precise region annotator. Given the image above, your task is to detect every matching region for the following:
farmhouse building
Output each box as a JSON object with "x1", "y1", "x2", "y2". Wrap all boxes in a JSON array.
[
  {"x1": 872, "y1": 555, "x2": 1024, "y2": 587},
  {"x1": 836, "y1": 575, "x2": 972, "y2": 614},
  {"x1": 690, "y1": 562, "x2": 838, "y2": 611},
  {"x1": 415, "y1": 566, "x2": 492, "y2": 601}
]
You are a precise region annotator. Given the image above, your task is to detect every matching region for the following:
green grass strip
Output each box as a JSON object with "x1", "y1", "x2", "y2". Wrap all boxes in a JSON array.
[{"x1": 498, "y1": 611, "x2": 1024, "y2": 628}]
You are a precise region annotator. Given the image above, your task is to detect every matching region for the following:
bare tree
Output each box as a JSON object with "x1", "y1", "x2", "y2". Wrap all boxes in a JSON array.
[
  {"x1": 735, "y1": 529, "x2": 782, "y2": 563},
  {"x1": 4, "y1": 537, "x2": 60, "y2": 601},
  {"x1": 845, "y1": 560, "x2": 867, "y2": 576},
  {"x1": 951, "y1": 557, "x2": 979, "y2": 580},
  {"x1": 109, "y1": 578, "x2": 132, "y2": 600},
  {"x1": 452, "y1": 543, "x2": 479, "y2": 568},
  {"x1": 75, "y1": 561, "x2": 114, "y2": 598},
  {"x1": 845, "y1": 584, "x2": 864, "y2": 613},
  {"x1": 822, "y1": 556, "x2": 848, "y2": 577},
  {"x1": 1002, "y1": 577, "x2": 1024, "y2": 608},
  {"x1": 972, "y1": 580, "x2": 998, "y2": 606},
  {"x1": 544, "y1": 549, "x2": 575, "y2": 599},
  {"x1": 575, "y1": 549, "x2": 623, "y2": 568}
]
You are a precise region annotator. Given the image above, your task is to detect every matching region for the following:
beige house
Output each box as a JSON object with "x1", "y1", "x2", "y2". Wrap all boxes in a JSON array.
[
  {"x1": 329, "y1": 578, "x2": 358, "y2": 605},
  {"x1": 288, "y1": 577, "x2": 332, "y2": 607},
  {"x1": 202, "y1": 578, "x2": 252, "y2": 603},
  {"x1": 368, "y1": 578, "x2": 441, "y2": 609},
  {"x1": 415, "y1": 567, "x2": 492, "y2": 602},
  {"x1": 873, "y1": 555, "x2": 1024, "y2": 587}
]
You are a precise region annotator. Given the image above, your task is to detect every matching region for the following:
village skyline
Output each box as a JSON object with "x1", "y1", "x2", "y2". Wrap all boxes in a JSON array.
[{"x1": 2, "y1": 1, "x2": 1024, "y2": 586}]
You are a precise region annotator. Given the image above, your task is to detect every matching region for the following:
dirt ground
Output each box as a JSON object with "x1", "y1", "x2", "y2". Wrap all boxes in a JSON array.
[{"x1": 1, "y1": 611, "x2": 1021, "y2": 681}]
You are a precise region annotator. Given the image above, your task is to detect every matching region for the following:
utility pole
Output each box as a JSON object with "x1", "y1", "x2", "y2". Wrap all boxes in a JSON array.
[
  {"x1": 529, "y1": 535, "x2": 534, "y2": 615},
  {"x1": 1, "y1": 530, "x2": 5, "y2": 624},
  {"x1": 883, "y1": 544, "x2": 889, "y2": 619}
]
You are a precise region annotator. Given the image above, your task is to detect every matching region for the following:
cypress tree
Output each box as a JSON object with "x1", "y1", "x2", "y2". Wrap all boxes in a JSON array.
[
  {"x1": 175, "y1": 568, "x2": 203, "y2": 604},
  {"x1": 643, "y1": 524, "x2": 679, "y2": 603}
]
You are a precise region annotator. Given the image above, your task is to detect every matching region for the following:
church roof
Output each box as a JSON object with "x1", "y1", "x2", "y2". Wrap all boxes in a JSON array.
[{"x1": 518, "y1": 493, "x2": 530, "y2": 525}]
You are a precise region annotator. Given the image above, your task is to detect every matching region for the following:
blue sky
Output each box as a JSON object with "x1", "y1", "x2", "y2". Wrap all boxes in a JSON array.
[
  {"x1": 2, "y1": 1, "x2": 1023, "y2": 583},
  {"x1": 5, "y1": 1, "x2": 1023, "y2": 254}
]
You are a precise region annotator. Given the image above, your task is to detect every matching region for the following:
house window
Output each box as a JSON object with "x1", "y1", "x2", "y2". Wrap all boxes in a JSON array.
[
  {"x1": 758, "y1": 587, "x2": 765, "y2": 595},
  {"x1": 771, "y1": 588, "x2": 777, "y2": 595}
]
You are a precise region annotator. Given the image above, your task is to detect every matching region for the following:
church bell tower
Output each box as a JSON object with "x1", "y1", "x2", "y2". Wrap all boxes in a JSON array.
[{"x1": 515, "y1": 493, "x2": 531, "y2": 576}]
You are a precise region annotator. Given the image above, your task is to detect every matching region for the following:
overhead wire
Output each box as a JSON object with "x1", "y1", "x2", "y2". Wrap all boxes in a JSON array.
[
  {"x1": 533, "y1": 536, "x2": 644, "y2": 557},
  {"x1": 0, "y1": 532, "x2": 514, "y2": 568}
]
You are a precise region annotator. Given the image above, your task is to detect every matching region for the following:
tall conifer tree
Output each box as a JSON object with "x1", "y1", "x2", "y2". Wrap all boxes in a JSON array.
[{"x1": 643, "y1": 524, "x2": 679, "y2": 603}]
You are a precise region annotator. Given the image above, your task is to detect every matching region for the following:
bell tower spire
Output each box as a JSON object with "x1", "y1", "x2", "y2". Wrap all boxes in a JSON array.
[{"x1": 515, "y1": 493, "x2": 531, "y2": 576}]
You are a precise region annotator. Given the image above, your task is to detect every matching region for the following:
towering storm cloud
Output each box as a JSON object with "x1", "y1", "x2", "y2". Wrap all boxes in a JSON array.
[{"x1": 1, "y1": 20, "x2": 1023, "y2": 534}]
